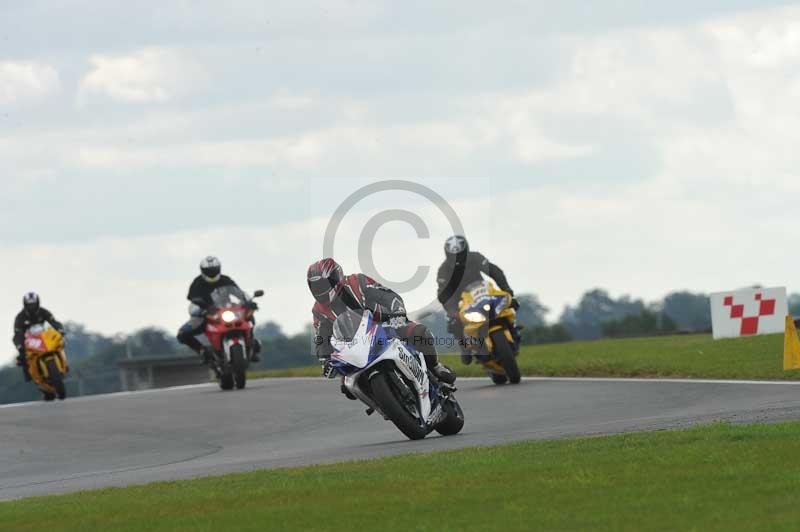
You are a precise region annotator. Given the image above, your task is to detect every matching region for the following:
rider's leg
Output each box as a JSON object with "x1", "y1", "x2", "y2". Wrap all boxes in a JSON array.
[
  {"x1": 16, "y1": 351, "x2": 31, "y2": 382},
  {"x1": 177, "y1": 318, "x2": 210, "y2": 362},
  {"x1": 400, "y1": 323, "x2": 456, "y2": 385}
]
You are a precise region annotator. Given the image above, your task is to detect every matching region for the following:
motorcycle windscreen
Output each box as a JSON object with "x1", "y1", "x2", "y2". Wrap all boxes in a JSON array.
[
  {"x1": 331, "y1": 309, "x2": 387, "y2": 369},
  {"x1": 209, "y1": 285, "x2": 249, "y2": 309}
]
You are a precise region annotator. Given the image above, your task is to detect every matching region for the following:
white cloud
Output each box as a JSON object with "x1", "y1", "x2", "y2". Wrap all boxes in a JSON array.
[
  {"x1": 78, "y1": 47, "x2": 206, "y2": 104},
  {"x1": 267, "y1": 89, "x2": 321, "y2": 111},
  {"x1": 0, "y1": 61, "x2": 60, "y2": 106}
]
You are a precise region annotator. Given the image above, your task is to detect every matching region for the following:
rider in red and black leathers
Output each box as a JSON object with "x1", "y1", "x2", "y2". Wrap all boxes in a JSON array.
[
  {"x1": 437, "y1": 236, "x2": 516, "y2": 364},
  {"x1": 308, "y1": 259, "x2": 456, "y2": 386}
]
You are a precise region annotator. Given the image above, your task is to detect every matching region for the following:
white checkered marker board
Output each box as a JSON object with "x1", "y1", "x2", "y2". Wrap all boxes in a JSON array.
[{"x1": 710, "y1": 287, "x2": 788, "y2": 340}]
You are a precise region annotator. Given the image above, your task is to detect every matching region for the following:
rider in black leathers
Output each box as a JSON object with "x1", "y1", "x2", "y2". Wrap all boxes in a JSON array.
[
  {"x1": 436, "y1": 236, "x2": 516, "y2": 364},
  {"x1": 13, "y1": 293, "x2": 64, "y2": 381},
  {"x1": 177, "y1": 256, "x2": 261, "y2": 363}
]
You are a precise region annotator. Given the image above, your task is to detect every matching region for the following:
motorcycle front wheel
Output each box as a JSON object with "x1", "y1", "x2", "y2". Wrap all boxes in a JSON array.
[
  {"x1": 219, "y1": 372, "x2": 234, "y2": 390},
  {"x1": 371, "y1": 371, "x2": 428, "y2": 441},
  {"x1": 490, "y1": 330, "x2": 521, "y2": 384},
  {"x1": 230, "y1": 344, "x2": 247, "y2": 390},
  {"x1": 46, "y1": 359, "x2": 67, "y2": 400}
]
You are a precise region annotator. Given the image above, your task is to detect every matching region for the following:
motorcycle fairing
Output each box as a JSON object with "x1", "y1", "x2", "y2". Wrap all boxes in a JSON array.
[{"x1": 333, "y1": 310, "x2": 433, "y2": 423}]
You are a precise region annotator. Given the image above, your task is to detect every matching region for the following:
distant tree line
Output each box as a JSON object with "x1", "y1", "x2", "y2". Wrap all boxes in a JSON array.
[
  {"x1": 420, "y1": 288, "x2": 716, "y2": 346},
  {"x1": 0, "y1": 287, "x2": 790, "y2": 405},
  {"x1": 0, "y1": 321, "x2": 315, "y2": 405}
]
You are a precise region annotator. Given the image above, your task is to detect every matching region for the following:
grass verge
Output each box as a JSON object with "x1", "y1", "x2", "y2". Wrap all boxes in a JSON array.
[
  {"x1": 4, "y1": 422, "x2": 800, "y2": 531},
  {"x1": 251, "y1": 332, "x2": 800, "y2": 381}
]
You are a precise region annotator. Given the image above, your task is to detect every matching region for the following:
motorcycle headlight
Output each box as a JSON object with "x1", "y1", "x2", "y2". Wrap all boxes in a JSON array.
[
  {"x1": 464, "y1": 312, "x2": 487, "y2": 323},
  {"x1": 221, "y1": 310, "x2": 237, "y2": 323}
]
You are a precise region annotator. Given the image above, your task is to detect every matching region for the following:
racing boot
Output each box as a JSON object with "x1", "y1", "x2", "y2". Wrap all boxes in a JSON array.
[
  {"x1": 198, "y1": 346, "x2": 214, "y2": 365},
  {"x1": 250, "y1": 339, "x2": 262, "y2": 363},
  {"x1": 431, "y1": 363, "x2": 456, "y2": 385},
  {"x1": 460, "y1": 348, "x2": 473, "y2": 366}
]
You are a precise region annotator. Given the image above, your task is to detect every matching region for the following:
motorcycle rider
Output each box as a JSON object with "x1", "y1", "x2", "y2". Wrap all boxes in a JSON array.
[
  {"x1": 436, "y1": 235, "x2": 517, "y2": 364},
  {"x1": 307, "y1": 258, "x2": 456, "y2": 394},
  {"x1": 13, "y1": 292, "x2": 65, "y2": 381},
  {"x1": 177, "y1": 256, "x2": 261, "y2": 364}
]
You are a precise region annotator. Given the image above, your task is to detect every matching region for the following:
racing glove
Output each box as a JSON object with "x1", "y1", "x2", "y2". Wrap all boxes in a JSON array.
[{"x1": 446, "y1": 315, "x2": 460, "y2": 335}]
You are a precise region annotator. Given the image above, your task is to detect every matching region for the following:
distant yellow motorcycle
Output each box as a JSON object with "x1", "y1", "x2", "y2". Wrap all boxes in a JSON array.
[
  {"x1": 24, "y1": 325, "x2": 69, "y2": 401},
  {"x1": 458, "y1": 280, "x2": 522, "y2": 385}
]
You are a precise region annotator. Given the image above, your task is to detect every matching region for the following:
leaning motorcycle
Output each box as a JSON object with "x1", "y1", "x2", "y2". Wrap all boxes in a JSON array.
[
  {"x1": 458, "y1": 280, "x2": 522, "y2": 385},
  {"x1": 329, "y1": 309, "x2": 465, "y2": 440},
  {"x1": 192, "y1": 286, "x2": 263, "y2": 391},
  {"x1": 24, "y1": 324, "x2": 69, "y2": 401}
]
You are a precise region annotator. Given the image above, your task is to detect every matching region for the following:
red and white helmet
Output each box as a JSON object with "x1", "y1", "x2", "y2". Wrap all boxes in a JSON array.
[{"x1": 307, "y1": 258, "x2": 344, "y2": 303}]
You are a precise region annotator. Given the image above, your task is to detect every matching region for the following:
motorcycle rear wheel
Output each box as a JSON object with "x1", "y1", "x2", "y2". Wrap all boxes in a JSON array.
[
  {"x1": 434, "y1": 397, "x2": 465, "y2": 436},
  {"x1": 371, "y1": 371, "x2": 428, "y2": 440},
  {"x1": 490, "y1": 330, "x2": 521, "y2": 384}
]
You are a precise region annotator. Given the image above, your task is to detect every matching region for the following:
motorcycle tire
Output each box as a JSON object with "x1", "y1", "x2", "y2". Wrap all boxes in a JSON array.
[
  {"x1": 46, "y1": 359, "x2": 67, "y2": 400},
  {"x1": 371, "y1": 371, "x2": 428, "y2": 441},
  {"x1": 219, "y1": 372, "x2": 234, "y2": 391},
  {"x1": 490, "y1": 330, "x2": 521, "y2": 384},
  {"x1": 231, "y1": 344, "x2": 247, "y2": 390},
  {"x1": 490, "y1": 373, "x2": 509, "y2": 385},
  {"x1": 434, "y1": 397, "x2": 465, "y2": 436}
]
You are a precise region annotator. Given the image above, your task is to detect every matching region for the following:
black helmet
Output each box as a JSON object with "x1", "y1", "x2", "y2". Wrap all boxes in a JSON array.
[
  {"x1": 200, "y1": 256, "x2": 222, "y2": 283},
  {"x1": 23, "y1": 292, "x2": 40, "y2": 315},
  {"x1": 444, "y1": 235, "x2": 469, "y2": 262},
  {"x1": 307, "y1": 258, "x2": 345, "y2": 304}
]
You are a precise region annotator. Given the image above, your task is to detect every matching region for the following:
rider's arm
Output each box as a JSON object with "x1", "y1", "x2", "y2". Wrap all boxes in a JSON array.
[
  {"x1": 436, "y1": 263, "x2": 454, "y2": 306},
  {"x1": 12, "y1": 313, "x2": 25, "y2": 350},
  {"x1": 477, "y1": 254, "x2": 513, "y2": 294},
  {"x1": 42, "y1": 309, "x2": 64, "y2": 333},
  {"x1": 360, "y1": 275, "x2": 407, "y2": 320},
  {"x1": 314, "y1": 317, "x2": 335, "y2": 361}
]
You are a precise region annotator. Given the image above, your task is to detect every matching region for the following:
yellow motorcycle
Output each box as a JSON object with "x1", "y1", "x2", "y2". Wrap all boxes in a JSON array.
[
  {"x1": 458, "y1": 280, "x2": 522, "y2": 385},
  {"x1": 24, "y1": 324, "x2": 69, "y2": 401}
]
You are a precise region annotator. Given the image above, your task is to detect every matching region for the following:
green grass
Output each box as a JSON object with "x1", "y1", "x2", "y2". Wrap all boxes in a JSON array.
[
  {"x1": 251, "y1": 333, "x2": 800, "y2": 381},
  {"x1": 4, "y1": 422, "x2": 800, "y2": 531}
]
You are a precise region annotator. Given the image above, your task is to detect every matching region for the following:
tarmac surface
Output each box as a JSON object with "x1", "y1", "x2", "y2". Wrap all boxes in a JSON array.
[{"x1": 2, "y1": 376, "x2": 800, "y2": 500}]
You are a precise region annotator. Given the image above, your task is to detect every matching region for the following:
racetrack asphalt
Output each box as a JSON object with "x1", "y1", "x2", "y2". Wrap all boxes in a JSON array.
[{"x1": 2, "y1": 376, "x2": 800, "y2": 500}]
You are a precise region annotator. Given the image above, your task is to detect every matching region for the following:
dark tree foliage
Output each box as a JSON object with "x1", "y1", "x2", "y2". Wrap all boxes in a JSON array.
[
  {"x1": 789, "y1": 294, "x2": 800, "y2": 318},
  {"x1": 601, "y1": 310, "x2": 678, "y2": 338},
  {"x1": 514, "y1": 294, "x2": 548, "y2": 328},
  {"x1": 661, "y1": 291, "x2": 711, "y2": 332},
  {"x1": 559, "y1": 289, "x2": 646, "y2": 340},
  {"x1": 521, "y1": 324, "x2": 572, "y2": 345},
  {"x1": 250, "y1": 323, "x2": 316, "y2": 370}
]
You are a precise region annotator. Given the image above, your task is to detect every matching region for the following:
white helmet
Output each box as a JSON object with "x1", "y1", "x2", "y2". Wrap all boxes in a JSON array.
[
  {"x1": 200, "y1": 256, "x2": 222, "y2": 283},
  {"x1": 23, "y1": 292, "x2": 40, "y2": 314},
  {"x1": 444, "y1": 235, "x2": 469, "y2": 256}
]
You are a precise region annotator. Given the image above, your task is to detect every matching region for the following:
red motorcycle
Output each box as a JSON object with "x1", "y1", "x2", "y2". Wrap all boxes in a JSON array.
[{"x1": 192, "y1": 286, "x2": 263, "y2": 390}]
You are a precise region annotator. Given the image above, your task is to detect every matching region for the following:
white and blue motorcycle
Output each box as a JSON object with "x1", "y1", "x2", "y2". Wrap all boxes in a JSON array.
[{"x1": 330, "y1": 309, "x2": 465, "y2": 440}]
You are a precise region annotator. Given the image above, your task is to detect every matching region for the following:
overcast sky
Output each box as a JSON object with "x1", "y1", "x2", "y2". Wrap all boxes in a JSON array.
[{"x1": 2, "y1": 1, "x2": 800, "y2": 365}]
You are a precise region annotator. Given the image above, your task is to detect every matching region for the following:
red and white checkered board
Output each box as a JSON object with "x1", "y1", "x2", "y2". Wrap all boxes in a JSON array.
[{"x1": 710, "y1": 287, "x2": 788, "y2": 340}]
